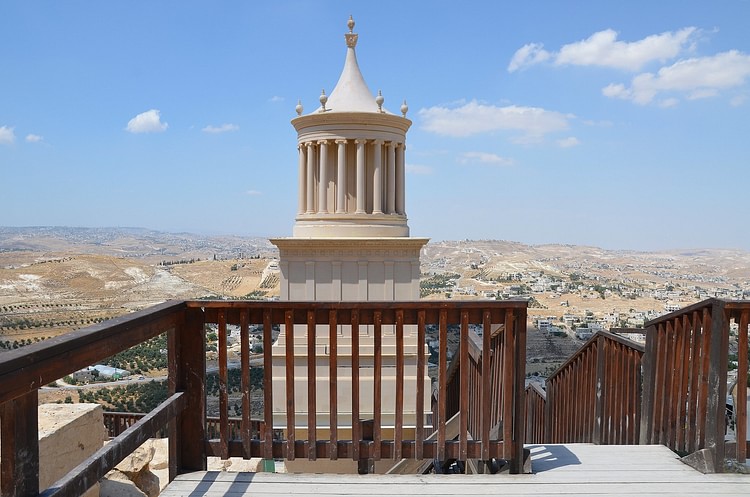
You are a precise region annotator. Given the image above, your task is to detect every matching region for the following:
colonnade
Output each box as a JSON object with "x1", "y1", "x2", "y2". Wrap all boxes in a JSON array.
[{"x1": 297, "y1": 138, "x2": 406, "y2": 216}]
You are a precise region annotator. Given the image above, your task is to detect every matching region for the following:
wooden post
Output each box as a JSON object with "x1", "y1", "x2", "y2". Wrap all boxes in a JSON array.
[
  {"x1": 593, "y1": 333, "x2": 606, "y2": 445},
  {"x1": 511, "y1": 308, "x2": 527, "y2": 474},
  {"x1": 171, "y1": 306, "x2": 206, "y2": 473},
  {"x1": 705, "y1": 300, "x2": 728, "y2": 471},
  {"x1": 737, "y1": 310, "x2": 749, "y2": 463},
  {"x1": 1, "y1": 391, "x2": 39, "y2": 497},
  {"x1": 640, "y1": 324, "x2": 657, "y2": 444}
]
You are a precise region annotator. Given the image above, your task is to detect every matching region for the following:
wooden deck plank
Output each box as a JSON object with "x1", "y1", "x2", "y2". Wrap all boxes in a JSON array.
[{"x1": 161, "y1": 444, "x2": 749, "y2": 497}]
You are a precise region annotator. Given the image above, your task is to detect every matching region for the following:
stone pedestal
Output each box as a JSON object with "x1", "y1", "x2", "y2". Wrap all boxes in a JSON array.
[{"x1": 38, "y1": 403, "x2": 107, "y2": 497}]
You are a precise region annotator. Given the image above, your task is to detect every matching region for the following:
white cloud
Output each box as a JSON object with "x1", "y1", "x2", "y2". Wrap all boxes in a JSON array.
[
  {"x1": 419, "y1": 100, "x2": 570, "y2": 140},
  {"x1": 459, "y1": 151, "x2": 514, "y2": 166},
  {"x1": 406, "y1": 163, "x2": 433, "y2": 175},
  {"x1": 25, "y1": 134, "x2": 43, "y2": 143},
  {"x1": 246, "y1": 190, "x2": 262, "y2": 196},
  {"x1": 556, "y1": 137, "x2": 580, "y2": 148},
  {"x1": 0, "y1": 126, "x2": 16, "y2": 145},
  {"x1": 508, "y1": 43, "x2": 551, "y2": 72},
  {"x1": 509, "y1": 27, "x2": 698, "y2": 72},
  {"x1": 126, "y1": 109, "x2": 168, "y2": 133},
  {"x1": 556, "y1": 28, "x2": 698, "y2": 71},
  {"x1": 202, "y1": 123, "x2": 239, "y2": 134},
  {"x1": 658, "y1": 98, "x2": 679, "y2": 108},
  {"x1": 269, "y1": 96, "x2": 285, "y2": 103},
  {"x1": 603, "y1": 50, "x2": 750, "y2": 104},
  {"x1": 730, "y1": 94, "x2": 747, "y2": 107}
]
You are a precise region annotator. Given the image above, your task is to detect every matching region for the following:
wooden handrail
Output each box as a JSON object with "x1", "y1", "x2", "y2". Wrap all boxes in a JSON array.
[
  {"x1": 640, "y1": 298, "x2": 750, "y2": 469},
  {"x1": 544, "y1": 330, "x2": 644, "y2": 445},
  {"x1": 0, "y1": 298, "x2": 529, "y2": 496}
]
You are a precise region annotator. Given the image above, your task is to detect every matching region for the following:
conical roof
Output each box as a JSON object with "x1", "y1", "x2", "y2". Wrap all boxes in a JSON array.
[{"x1": 314, "y1": 16, "x2": 389, "y2": 114}]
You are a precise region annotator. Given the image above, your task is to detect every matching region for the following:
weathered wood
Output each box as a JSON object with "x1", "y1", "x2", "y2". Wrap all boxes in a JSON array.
[
  {"x1": 458, "y1": 311, "x2": 469, "y2": 462},
  {"x1": 284, "y1": 310, "x2": 296, "y2": 461},
  {"x1": 415, "y1": 310, "x2": 426, "y2": 461},
  {"x1": 502, "y1": 311, "x2": 513, "y2": 458},
  {"x1": 394, "y1": 310, "x2": 404, "y2": 460},
  {"x1": 511, "y1": 309, "x2": 527, "y2": 474},
  {"x1": 437, "y1": 309, "x2": 448, "y2": 462},
  {"x1": 40, "y1": 393, "x2": 186, "y2": 497},
  {"x1": 0, "y1": 300, "x2": 184, "y2": 405},
  {"x1": 306, "y1": 310, "x2": 317, "y2": 461},
  {"x1": 175, "y1": 306, "x2": 206, "y2": 472},
  {"x1": 239, "y1": 309, "x2": 251, "y2": 459},
  {"x1": 217, "y1": 309, "x2": 229, "y2": 460},
  {"x1": 373, "y1": 311, "x2": 382, "y2": 460},
  {"x1": 640, "y1": 324, "x2": 656, "y2": 444},
  {"x1": 737, "y1": 310, "x2": 749, "y2": 462},
  {"x1": 263, "y1": 309, "x2": 275, "y2": 460},
  {"x1": 328, "y1": 310, "x2": 338, "y2": 460},
  {"x1": 1, "y1": 390, "x2": 39, "y2": 497},
  {"x1": 705, "y1": 300, "x2": 728, "y2": 471},
  {"x1": 350, "y1": 309, "x2": 360, "y2": 462}
]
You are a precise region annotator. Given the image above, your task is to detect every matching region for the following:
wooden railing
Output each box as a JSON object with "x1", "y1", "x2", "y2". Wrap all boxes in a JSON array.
[
  {"x1": 540, "y1": 330, "x2": 644, "y2": 445},
  {"x1": 440, "y1": 309, "x2": 528, "y2": 471},
  {"x1": 103, "y1": 413, "x2": 258, "y2": 440},
  {"x1": 640, "y1": 299, "x2": 750, "y2": 468},
  {"x1": 524, "y1": 383, "x2": 546, "y2": 444},
  {"x1": 0, "y1": 299, "x2": 528, "y2": 497}
]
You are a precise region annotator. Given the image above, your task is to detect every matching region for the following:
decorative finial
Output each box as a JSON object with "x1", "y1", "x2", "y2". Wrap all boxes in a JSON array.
[
  {"x1": 345, "y1": 16, "x2": 358, "y2": 48},
  {"x1": 376, "y1": 90, "x2": 384, "y2": 112},
  {"x1": 295, "y1": 100, "x2": 303, "y2": 116},
  {"x1": 319, "y1": 89, "x2": 328, "y2": 111},
  {"x1": 401, "y1": 100, "x2": 409, "y2": 117}
]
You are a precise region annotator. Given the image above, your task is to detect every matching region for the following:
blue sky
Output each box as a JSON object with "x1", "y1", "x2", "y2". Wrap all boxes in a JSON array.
[{"x1": 2, "y1": 1, "x2": 749, "y2": 251}]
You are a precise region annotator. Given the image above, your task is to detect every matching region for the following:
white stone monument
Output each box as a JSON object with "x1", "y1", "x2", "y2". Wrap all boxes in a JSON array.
[{"x1": 270, "y1": 17, "x2": 430, "y2": 471}]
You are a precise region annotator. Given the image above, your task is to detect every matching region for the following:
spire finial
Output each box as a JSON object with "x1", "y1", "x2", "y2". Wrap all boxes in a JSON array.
[
  {"x1": 401, "y1": 100, "x2": 409, "y2": 117},
  {"x1": 295, "y1": 100, "x2": 303, "y2": 116},
  {"x1": 345, "y1": 16, "x2": 358, "y2": 48},
  {"x1": 319, "y1": 89, "x2": 328, "y2": 111},
  {"x1": 376, "y1": 90, "x2": 384, "y2": 112}
]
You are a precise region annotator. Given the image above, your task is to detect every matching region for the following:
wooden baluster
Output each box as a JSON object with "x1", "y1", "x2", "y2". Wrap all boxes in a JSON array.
[
  {"x1": 373, "y1": 311, "x2": 382, "y2": 460},
  {"x1": 329, "y1": 309, "x2": 338, "y2": 460},
  {"x1": 481, "y1": 310, "x2": 491, "y2": 462},
  {"x1": 737, "y1": 310, "x2": 749, "y2": 463},
  {"x1": 512, "y1": 308, "x2": 527, "y2": 474},
  {"x1": 437, "y1": 309, "x2": 448, "y2": 463},
  {"x1": 502, "y1": 310, "x2": 514, "y2": 460},
  {"x1": 394, "y1": 310, "x2": 404, "y2": 460},
  {"x1": 263, "y1": 309, "x2": 274, "y2": 460},
  {"x1": 307, "y1": 310, "x2": 317, "y2": 460},
  {"x1": 351, "y1": 310, "x2": 361, "y2": 463},
  {"x1": 416, "y1": 310, "x2": 426, "y2": 461},
  {"x1": 459, "y1": 310, "x2": 469, "y2": 463},
  {"x1": 284, "y1": 309, "x2": 296, "y2": 460},
  {"x1": 240, "y1": 309, "x2": 251, "y2": 458},
  {"x1": 218, "y1": 309, "x2": 229, "y2": 460}
]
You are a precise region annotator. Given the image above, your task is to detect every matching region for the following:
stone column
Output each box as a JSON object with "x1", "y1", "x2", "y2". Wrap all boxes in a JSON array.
[
  {"x1": 318, "y1": 140, "x2": 329, "y2": 213},
  {"x1": 396, "y1": 143, "x2": 406, "y2": 215},
  {"x1": 306, "y1": 142, "x2": 315, "y2": 214},
  {"x1": 372, "y1": 139, "x2": 383, "y2": 214},
  {"x1": 297, "y1": 144, "x2": 306, "y2": 215},
  {"x1": 387, "y1": 142, "x2": 396, "y2": 214},
  {"x1": 336, "y1": 139, "x2": 347, "y2": 214},
  {"x1": 355, "y1": 139, "x2": 367, "y2": 214}
]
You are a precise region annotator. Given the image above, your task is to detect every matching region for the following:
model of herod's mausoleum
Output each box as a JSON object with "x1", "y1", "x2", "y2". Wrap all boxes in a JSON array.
[{"x1": 270, "y1": 16, "x2": 431, "y2": 465}]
